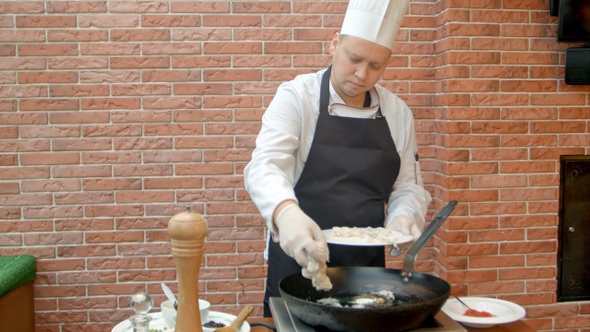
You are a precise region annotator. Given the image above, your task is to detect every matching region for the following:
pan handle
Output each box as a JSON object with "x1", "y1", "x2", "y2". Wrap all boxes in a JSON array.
[{"x1": 401, "y1": 200, "x2": 457, "y2": 282}]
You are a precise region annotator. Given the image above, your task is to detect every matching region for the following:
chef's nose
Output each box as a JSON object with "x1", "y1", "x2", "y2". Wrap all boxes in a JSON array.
[{"x1": 355, "y1": 63, "x2": 369, "y2": 80}]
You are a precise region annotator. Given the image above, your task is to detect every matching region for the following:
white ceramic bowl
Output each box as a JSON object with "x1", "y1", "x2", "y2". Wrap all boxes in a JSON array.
[
  {"x1": 160, "y1": 300, "x2": 176, "y2": 328},
  {"x1": 199, "y1": 299, "x2": 211, "y2": 323},
  {"x1": 160, "y1": 299, "x2": 211, "y2": 328},
  {"x1": 441, "y1": 297, "x2": 526, "y2": 328}
]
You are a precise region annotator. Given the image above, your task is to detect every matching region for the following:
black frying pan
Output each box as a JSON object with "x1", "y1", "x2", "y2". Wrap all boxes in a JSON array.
[{"x1": 279, "y1": 201, "x2": 457, "y2": 332}]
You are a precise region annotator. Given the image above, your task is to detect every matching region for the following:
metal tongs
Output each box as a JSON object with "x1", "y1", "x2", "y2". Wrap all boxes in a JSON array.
[{"x1": 399, "y1": 200, "x2": 457, "y2": 282}]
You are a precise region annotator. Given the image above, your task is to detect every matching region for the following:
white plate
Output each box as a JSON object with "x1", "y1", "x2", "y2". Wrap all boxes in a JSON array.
[
  {"x1": 441, "y1": 297, "x2": 526, "y2": 328},
  {"x1": 323, "y1": 227, "x2": 413, "y2": 246},
  {"x1": 111, "y1": 311, "x2": 251, "y2": 332}
]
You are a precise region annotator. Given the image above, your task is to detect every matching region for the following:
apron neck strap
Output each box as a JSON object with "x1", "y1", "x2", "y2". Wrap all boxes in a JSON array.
[
  {"x1": 319, "y1": 66, "x2": 331, "y2": 114},
  {"x1": 363, "y1": 91, "x2": 371, "y2": 107}
]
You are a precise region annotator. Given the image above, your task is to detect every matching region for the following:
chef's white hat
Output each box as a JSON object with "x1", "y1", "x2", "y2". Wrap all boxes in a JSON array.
[{"x1": 340, "y1": 0, "x2": 411, "y2": 49}]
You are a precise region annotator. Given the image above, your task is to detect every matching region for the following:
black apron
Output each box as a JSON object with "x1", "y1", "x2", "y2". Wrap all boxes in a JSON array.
[{"x1": 264, "y1": 67, "x2": 401, "y2": 316}]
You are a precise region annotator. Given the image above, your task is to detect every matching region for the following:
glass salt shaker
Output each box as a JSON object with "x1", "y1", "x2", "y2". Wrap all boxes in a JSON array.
[{"x1": 129, "y1": 292, "x2": 153, "y2": 332}]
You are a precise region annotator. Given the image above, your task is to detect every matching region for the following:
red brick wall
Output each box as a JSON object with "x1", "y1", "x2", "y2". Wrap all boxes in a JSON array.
[{"x1": 0, "y1": 1, "x2": 589, "y2": 331}]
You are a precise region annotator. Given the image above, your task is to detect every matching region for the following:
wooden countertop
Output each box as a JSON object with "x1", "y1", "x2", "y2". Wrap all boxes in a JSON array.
[
  {"x1": 246, "y1": 317, "x2": 536, "y2": 332},
  {"x1": 461, "y1": 319, "x2": 536, "y2": 332}
]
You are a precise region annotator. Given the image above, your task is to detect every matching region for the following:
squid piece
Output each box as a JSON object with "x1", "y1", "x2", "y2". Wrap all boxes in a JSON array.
[{"x1": 301, "y1": 241, "x2": 333, "y2": 291}]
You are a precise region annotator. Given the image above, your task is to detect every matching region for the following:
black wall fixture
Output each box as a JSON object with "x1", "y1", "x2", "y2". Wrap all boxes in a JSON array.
[
  {"x1": 565, "y1": 47, "x2": 590, "y2": 85},
  {"x1": 551, "y1": 0, "x2": 559, "y2": 16},
  {"x1": 558, "y1": 155, "x2": 590, "y2": 302}
]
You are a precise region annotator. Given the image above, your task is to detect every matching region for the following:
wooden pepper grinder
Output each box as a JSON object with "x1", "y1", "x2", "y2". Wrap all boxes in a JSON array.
[{"x1": 168, "y1": 206, "x2": 207, "y2": 332}]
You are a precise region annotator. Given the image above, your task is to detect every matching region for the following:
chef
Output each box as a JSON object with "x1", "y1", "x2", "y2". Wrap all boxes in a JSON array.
[{"x1": 243, "y1": 0, "x2": 432, "y2": 317}]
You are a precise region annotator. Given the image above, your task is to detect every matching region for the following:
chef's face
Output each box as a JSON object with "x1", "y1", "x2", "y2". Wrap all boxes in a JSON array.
[{"x1": 329, "y1": 33, "x2": 391, "y2": 107}]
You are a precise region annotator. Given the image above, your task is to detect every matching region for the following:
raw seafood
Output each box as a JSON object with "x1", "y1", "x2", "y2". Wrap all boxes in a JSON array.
[
  {"x1": 301, "y1": 241, "x2": 332, "y2": 291},
  {"x1": 332, "y1": 226, "x2": 400, "y2": 247},
  {"x1": 318, "y1": 290, "x2": 396, "y2": 308}
]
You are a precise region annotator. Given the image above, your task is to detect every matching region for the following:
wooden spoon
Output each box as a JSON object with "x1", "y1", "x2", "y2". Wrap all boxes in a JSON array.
[{"x1": 213, "y1": 305, "x2": 254, "y2": 332}]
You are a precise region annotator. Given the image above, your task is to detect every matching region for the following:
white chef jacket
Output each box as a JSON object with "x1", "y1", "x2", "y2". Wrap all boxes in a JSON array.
[{"x1": 243, "y1": 69, "x2": 432, "y2": 257}]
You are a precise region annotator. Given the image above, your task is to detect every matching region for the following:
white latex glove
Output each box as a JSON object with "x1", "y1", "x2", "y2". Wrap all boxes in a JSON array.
[
  {"x1": 390, "y1": 215, "x2": 422, "y2": 241},
  {"x1": 274, "y1": 204, "x2": 328, "y2": 268}
]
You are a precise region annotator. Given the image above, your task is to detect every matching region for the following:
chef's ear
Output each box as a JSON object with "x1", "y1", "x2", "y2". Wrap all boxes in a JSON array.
[{"x1": 329, "y1": 32, "x2": 340, "y2": 54}]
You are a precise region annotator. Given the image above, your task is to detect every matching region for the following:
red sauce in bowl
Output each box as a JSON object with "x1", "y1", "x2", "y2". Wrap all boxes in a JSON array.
[{"x1": 464, "y1": 309, "x2": 495, "y2": 317}]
